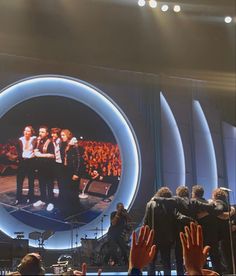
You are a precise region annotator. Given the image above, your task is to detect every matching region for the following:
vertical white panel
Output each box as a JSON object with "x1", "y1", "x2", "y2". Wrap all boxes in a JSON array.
[
  {"x1": 223, "y1": 122, "x2": 236, "y2": 204},
  {"x1": 193, "y1": 101, "x2": 218, "y2": 199},
  {"x1": 160, "y1": 92, "x2": 186, "y2": 191}
]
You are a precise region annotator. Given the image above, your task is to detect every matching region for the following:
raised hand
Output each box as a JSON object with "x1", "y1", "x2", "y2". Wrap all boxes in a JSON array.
[
  {"x1": 73, "y1": 263, "x2": 87, "y2": 275},
  {"x1": 129, "y1": 225, "x2": 157, "y2": 271},
  {"x1": 180, "y1": 222, "x2": 211, "y2": 275}
]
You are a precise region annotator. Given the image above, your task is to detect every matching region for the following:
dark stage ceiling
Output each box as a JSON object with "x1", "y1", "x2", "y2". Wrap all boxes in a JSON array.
[{"x1": 0, "y1": 0, "x2": 235, "y2": 74}]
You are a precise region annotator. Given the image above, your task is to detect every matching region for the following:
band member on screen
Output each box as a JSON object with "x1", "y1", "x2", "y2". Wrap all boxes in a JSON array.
[
  {"x1": 50, "y1": 127, "x2": 63, "y2": 203},
  {"x1": 60, "y1": 129, "x2": 81, "y2": 216},
  {"x1": 106, "y1": 202, "x2": 131, "y2": 265},
  {"x1": 33, "y1": 126, "x2": 55, "y2": 211},
  {"x1": 15, "y1": 126, "x2": 37, "y2": 205}
]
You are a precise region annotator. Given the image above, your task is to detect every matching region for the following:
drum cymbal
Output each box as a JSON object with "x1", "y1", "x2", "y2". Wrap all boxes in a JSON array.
[
  {"x1": 81, "y1": 238, "x2": 98, "y2": 240},
  {"x1": 42, "y1": 230, "x2": 54, "y2": 241},
  {"x1": 29, "y1": 231, "x2": 42, "y2": 240},
  {"x1": 87, "y1": 228, "x2": 103, "y2": 231}
]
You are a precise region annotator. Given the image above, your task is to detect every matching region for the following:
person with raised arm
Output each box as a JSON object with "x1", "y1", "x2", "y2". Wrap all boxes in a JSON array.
[
  {"x1": 105, "y1": 202, "x2": 131, "y2": 265},
  {"x1": 180, "y1": 222, "x2": 219, "y2": 276},
  {"x1": 128, "y1": 225, "x2": 157, "y2": 275}
]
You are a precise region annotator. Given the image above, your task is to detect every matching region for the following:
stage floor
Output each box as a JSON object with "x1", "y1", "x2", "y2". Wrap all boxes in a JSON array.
[
  {"x1": 0, "y1": 175, "x2": 113, "y2": 231},
  {"x1": 45, "y1": 269, "x2": 178, "y2": 275}
]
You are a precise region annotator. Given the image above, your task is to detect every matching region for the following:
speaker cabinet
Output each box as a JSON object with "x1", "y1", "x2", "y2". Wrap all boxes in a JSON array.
[{"x1": 87, "y1": 181, "x2": 112, "y2": 197}]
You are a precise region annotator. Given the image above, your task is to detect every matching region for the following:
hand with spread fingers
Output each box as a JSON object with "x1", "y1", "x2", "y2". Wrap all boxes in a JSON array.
[
  {"x1": 180, "y1": 222, "x2": 211, "y2": 275},
  {"x1": 129, "y1": 225, "x2": 157, "y2": 272}
]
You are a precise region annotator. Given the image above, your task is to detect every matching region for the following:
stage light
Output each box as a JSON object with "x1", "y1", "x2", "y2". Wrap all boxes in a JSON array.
[
  {"x1": 224, "y1": 16, "x2": 232, "y2": 23},
  {"x1": 149, "y1": 0, "x2": 157, "y2": 8},
  {"x1": 138, "y1": 0, "x2": 146, "y2": 7},
  {"x1": 80, "y1": 136, "x2": 83, "y2": 139},
  {"x1": 173, "y1": 5, "x2": 181, "y2": 13},
  {"x1": 161, "y1": 4, "x2": 169, "y2": 12}
]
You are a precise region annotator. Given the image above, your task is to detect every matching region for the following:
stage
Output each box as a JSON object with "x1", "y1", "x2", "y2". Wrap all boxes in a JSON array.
[{"x1": 0, "y1": 175, "x2": 113, "y2": 232}]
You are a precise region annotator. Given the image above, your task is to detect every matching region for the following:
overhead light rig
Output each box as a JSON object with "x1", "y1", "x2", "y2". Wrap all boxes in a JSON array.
[
  {"x1": 137, "y1": 1, "x2": 234, "y2": 24},
  {"x1": 138, "y1": 0, "x2": 181, "y2": 13}
]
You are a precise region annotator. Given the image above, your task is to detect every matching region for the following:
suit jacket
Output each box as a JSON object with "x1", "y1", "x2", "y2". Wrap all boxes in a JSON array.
[{"x1": 61, "y1": 143, "x2": 80, "y2": 176}]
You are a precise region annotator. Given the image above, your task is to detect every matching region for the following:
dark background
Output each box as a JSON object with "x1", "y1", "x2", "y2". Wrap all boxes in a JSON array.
[
  {"x1": 0, "y1": 0, "x2": 235, "y2": 74},
  {"x1": 0, "y1": 96, "x2": 116, "y2": 143}
]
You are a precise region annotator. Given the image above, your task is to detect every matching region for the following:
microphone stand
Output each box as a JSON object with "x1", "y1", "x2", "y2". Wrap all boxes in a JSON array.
[
  {"x1": 225, "y1": 190, "x2": 236, "y2": 274},
  {"x1": 79, "y1": 182, "x2": 88, "y2": 199},
  {"x1": 101, "y1": 215, "x2": 105, "y2": 238},
  {"x1": 69, "y1": 221, "x2": 80, "y2": 267},
  {"x1": 70, "y1": 222, "x2": 74, "y2": 266},
  {"x1": 100, "y1": 214, "x2": 108, "y2": 238}
]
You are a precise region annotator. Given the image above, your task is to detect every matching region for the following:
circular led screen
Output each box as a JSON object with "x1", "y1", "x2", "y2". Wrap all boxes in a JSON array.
[{"x1": 0, "y1": 75, "x2": 140, "y2": 249}]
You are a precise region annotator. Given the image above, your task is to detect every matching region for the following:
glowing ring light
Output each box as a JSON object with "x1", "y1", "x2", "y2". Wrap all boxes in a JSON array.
[{"x1": 0, "y1": 75, "x2": 141, "y2": 249}]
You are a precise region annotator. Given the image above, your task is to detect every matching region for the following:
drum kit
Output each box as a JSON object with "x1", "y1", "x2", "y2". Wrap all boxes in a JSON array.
[
  {"x1": 80, "y1": 222, "x2": 136, "y2": 266},
  {"x1": 28, "y1": 222, "x2": 137, "y2": 268},
  {"x1": 80, "y1": 230, "x2": 112, "y2": 266}
]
